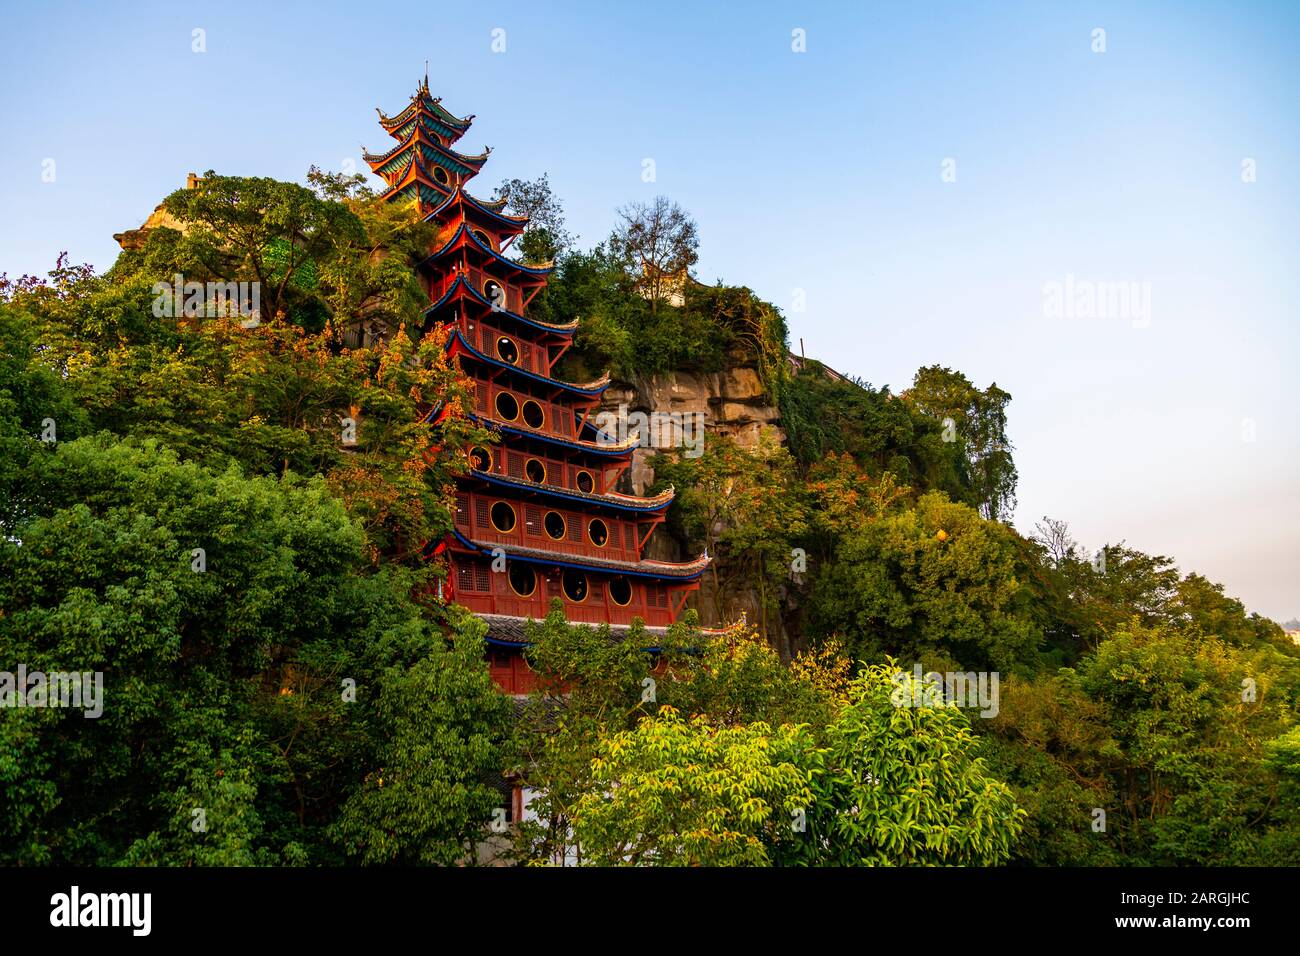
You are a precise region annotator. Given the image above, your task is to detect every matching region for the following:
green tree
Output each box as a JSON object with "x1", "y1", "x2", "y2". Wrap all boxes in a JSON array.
[
  {"x1": 809, "y1": 491, "x2": 1040, "y2": 672},
  {"x1": 787, "y1": 661, "x2": 1025, "y2": 866},
  {"x1": 571, "y1": 707, "x2": 814, "y2": 866}
]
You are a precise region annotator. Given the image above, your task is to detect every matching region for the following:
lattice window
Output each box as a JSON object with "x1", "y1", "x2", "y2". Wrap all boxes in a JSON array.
[
  {"x1": 624, "y1": 523, "x2": 637, "y2": 552},
  {"x1": 474, "y1": 496, "x2": 490, "y2": 528},
  {"x1": 509, "y1": 454, "x2": 524, "y2": 479},
  {"x1": 525, "y1": 505, "x2": 542, "y2": 536},
  {"x1": 567, "y1": 517, "x2": 582, "y2": 543},
  {"x1": 474, "y1": 563, "x2": 490, "y2": 592},
  {"x1": 476, "y1": 382, "x2": 489, "y2": 414},
  {"x1": 455, "y1": 494, "x2": 470, "y2": 529}
]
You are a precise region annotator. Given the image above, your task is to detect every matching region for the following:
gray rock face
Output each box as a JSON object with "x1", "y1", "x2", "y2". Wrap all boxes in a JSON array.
[{"x1": 597, "y1": 360, "x2": 793, "y2": 650}]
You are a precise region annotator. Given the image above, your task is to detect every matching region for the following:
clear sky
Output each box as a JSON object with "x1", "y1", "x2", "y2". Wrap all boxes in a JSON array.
[{"x1": 2, "y1": 0, "x2": 1297, "y2": 620}]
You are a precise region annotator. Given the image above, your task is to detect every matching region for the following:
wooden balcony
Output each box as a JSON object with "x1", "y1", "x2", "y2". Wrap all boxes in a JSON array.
[
  {"x1": 462, "y1": 317, "x2": 551, "y2": 375},
  {"x1": 469, "y1": 444, "x2": 615, "y2": 497},
  {"x1": 453, "y1": 561, "x2": 677, "y2": 629},
  {"x1": 456, "y1": 491, "x2": 643, "y2": 563},
  {"x1": 474, "y1": 380, "x2": 581, "y2": 439}
]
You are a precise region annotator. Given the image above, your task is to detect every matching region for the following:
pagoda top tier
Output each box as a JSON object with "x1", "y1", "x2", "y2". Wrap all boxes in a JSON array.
[
  {"x1": 366, "y1": 80, "x2": 492, "y2": 213},
  {"x1": 376, "y1": 73, "x2": 475, "y2": 145}
]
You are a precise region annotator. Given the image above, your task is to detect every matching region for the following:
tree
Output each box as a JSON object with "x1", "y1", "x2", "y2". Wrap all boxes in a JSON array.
[
  {"x1": 786, "y1": 661, "x2": 1025, "y2": 866},
  {"x1": 494, "y1": 173, "x2": 576, "y2": 264},
  {"x1": 608, "y1": 196, "x2": 699, "y2": 313},
  {"x1": 571, "y1": 707, "x2": 814, "y2": 866},
  {"x1": 161, "y1": 172, "x2": 363, "y2": 325},
  {"x1": 331, "y1": 611, "x2": 513, "y2": 866},
  {"x1": 904, "y1": 366, "x2": 1017, "y2": 522},
  {"x1": 808, "y1": 491, "x2": 1041, "y2": 672}
]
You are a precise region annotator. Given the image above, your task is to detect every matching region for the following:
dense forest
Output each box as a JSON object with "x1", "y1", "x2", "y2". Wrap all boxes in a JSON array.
[{"x1": 1, "y1": 170, "x2": 1297, "y2": 866}]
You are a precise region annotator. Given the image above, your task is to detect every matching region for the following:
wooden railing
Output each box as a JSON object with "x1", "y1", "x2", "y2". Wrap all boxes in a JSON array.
[{"x1": 456, "y1": 491, "x2": 641, "y2": 563}]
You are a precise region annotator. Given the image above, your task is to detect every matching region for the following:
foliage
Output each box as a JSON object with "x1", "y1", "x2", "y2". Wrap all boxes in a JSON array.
[
  {"x1": 784, "y1": 661, "x2": 1025, "y2": 866},
  {"x1": 808, "y1": 491, "x2": 1041, "y2": 672},
  {"x1": 494, "y1": 173, "x2": 576, "y2": 263},
  {"x1": 571, "y1": 707, "x2": 814, "y2": 866},
  {"x1": 904, "y1": 366, "x2": 1018, "y2": 522}
]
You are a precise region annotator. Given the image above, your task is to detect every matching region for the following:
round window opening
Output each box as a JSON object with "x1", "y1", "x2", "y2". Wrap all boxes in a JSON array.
[
  {"x1": 472, "y1": 229, "x2": 491, "y2": 248},
  {"x1": 525, "y1": 458, "x2": 546, "y2": 484},
  {"x1": 544, "y1": 511, "x2": 566, "y2": 541},
  {"x1": 489, "y1": 502, "x2": 516, "y2": 533},
  {"x1": 608, "y1": 578, "x2": 633, "y2": 607},
  {"x1": 496, "y1": 336, "x2": 519, "y2": 364},
  {"x1": 521, "y1": 400, "x2": 545, "y2": 429},
  {"x1": 469, "y1": 446, "x2": 492, "y2": 472},
  {"x1": 483, "y1": 280, "x2": 505, "y2": 308},
  {"x1": 508, "y1": 563, "x2": 536, "y2": 597},
  {"x1": 562, "y1": 570, "x2": 588, "y2": 603},
  {"x1": 588, "y1": 518, "x2": 609, "y2": 548},
  {"x1": 494, "y1": 392, "x2": 519, "y2": 421},
  {"x1": 433, "y1": 165, "x2": 450, "y2": 185},
  {"x1": 576, "y1": 471, "x2": 595, "y2": 494}
]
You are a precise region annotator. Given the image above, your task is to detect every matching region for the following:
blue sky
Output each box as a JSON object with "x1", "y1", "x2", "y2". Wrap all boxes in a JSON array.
[{"x1": 2, "y1": 0, "x2": 1297, "y2": 620}]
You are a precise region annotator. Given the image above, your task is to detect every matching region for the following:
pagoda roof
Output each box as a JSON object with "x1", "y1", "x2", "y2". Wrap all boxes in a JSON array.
[
  {"x1": 473, "y1": 414, "x2": 639, "y2": 456},
  {"x1": 423, "y1": 275, "x2": 578, "y2": 335},
  {"x1": 424, "y1": 187, "x2": 529, "y2": 233},
  {"x1": 447, "y1": 328, "x2": 609, "y2": 395},
  {"x1": 451, "y1": 530, "x2": 710, "y2": 580},
  {"x1": 464, "y1": 469, "x2": 675, "y2": 513},
  {"x1": 375, "y1": 153, "x2": 453, "y2": 204},
  {"x1": 377, "y1": 78, "x2": 473, "y2": 138},
  {"x1": 421, "y1": 223, "x2": 555, "y2": 276},
  {"x1": 363, "y1": 122, "x2": 490, "y2": 172}
]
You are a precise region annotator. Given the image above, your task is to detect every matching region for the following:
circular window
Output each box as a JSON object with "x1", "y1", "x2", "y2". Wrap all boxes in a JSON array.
[
  {"x1": 588, "y1": 518, "x2": 609, "y2": 548},
  {"x1": 525, "y1": 458, "x2": 546, "y2": 483},
  {"x1": 562, "y1": 570, "x2": 588, "y2": 603},
  {"x1": 575, "y1": 470, "x2": 595, "y2": 494},
  {"x1": 490, "y1": 501, "x2": 516, "y2": 533},
  {"x1": 508, "y1": 563, "x2": 536, "y2": 597},
  {"x1": 433, "y1": 165, "x2": 450, "y2": 186},
  {"x1": 472, "y1": 229, "x2": 491, "y2": 248},
  {"x1": 521, "y1": 400, "x2": 545, "y2": 429},
  {"x1": 608, "y1": 578, "x2": 633, "y2": 607},
  {"x1": 544, "y1": 511, "x2": 566, "y2": 541},
  {"x1": 469, "y1": 446, "x2": 492, "y2": 472},
  {"x1": 494, "y1": 391, "x2": 519, "y2": 421},
  {"x1": 483, "y1": 279, "x2": 505, "y2": 308},
  {"x1": 496, "y1": 336, "x2": 519, "y2": 364}
]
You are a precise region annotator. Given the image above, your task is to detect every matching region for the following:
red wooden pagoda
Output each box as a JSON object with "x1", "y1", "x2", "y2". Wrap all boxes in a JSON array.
[{"x1": 366, "y1": 78, "x2": 710, "y2": 693}]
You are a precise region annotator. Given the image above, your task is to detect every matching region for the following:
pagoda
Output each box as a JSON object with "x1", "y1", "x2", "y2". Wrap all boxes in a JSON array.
[{"x1": 366, "y1": 77, "x2": 711, "y2": 694}]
